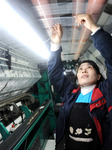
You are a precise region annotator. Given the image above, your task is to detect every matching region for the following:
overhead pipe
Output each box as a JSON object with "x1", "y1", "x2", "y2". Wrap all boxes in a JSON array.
[{"x1": 74, "y1": 0, "x2": 108, "y2": 60}]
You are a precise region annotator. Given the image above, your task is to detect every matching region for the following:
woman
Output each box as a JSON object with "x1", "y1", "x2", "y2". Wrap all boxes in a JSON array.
[{"x1": 48, "y1": 14, "x2": 112, "y2": 150}]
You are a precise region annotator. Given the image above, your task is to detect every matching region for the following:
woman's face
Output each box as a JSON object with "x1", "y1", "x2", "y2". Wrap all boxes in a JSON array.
[{"x1": 77, "y1": 62, "x2": 101, "y2": 87}]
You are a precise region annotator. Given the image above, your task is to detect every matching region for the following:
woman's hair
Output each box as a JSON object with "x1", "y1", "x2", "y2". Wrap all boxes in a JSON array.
[{"x1": 77, "y1": 60, "x2": 104, "y2": 84}]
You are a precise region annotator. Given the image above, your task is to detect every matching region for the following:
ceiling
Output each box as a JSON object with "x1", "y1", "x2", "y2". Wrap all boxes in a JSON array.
[{"x1": 0, "y1": 0, "x2": 112, "y2": 72}]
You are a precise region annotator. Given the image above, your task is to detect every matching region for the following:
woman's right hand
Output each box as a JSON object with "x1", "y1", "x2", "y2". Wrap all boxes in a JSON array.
[
  {"x1": 74, "y1": 14, "x2": 98, "y2": 33},
  {"x1": 51, "y1": 24, "x2": 63, "y2": 44}
]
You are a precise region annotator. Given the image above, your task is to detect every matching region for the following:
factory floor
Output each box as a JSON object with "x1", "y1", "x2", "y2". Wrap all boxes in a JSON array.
[{"x1": 45, "y1": 140, "x2": 55, "y2": 150}]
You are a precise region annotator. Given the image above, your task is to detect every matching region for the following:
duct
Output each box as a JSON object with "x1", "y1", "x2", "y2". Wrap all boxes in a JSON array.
[{"x1": 74, "y1": 0, "x2": 108, "y2": 60}]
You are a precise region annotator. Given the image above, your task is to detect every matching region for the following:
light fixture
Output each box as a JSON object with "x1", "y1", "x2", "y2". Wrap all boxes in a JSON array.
[
  {"x1": 0, "y1": 0, "x2": 50, "y2": 59},
  {"x1": 63, "y1": 71, "x2": 66, "y2": 75}
]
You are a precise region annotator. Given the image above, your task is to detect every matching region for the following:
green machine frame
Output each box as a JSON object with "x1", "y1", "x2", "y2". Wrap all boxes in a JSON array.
[
  {"x1": 0, "y1": 70, "x2": 56, "y2": 150},
  {"x1": 0, "y1": 100, "x2": 56, "y2": 150}
]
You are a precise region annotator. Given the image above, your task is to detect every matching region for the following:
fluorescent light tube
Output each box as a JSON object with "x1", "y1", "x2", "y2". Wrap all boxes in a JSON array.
[{"x1": 0, "y1": 0, "x2": 49, "y2": 59}]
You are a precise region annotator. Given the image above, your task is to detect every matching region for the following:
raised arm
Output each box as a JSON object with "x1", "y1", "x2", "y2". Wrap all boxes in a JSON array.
[
  {"x1": 48, "y1": 24, "x2": 74, "y2": 97},
  {"x1": 75, "y1": 14, "x2": 112, "y2": 86}
]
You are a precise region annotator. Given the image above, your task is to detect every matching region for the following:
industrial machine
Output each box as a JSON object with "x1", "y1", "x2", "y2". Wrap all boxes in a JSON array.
[
  {"x1": 0, "y1": 65, "x2": 56, "y2": 150},
  {"x1": 0, "y1": 0, "x2": 112, "y2": 150}
]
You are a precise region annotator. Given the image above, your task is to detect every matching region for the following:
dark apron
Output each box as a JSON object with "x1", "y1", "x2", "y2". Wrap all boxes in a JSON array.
[{"x1": 64, "y1": 103, "x2": 102, "y2": 150}]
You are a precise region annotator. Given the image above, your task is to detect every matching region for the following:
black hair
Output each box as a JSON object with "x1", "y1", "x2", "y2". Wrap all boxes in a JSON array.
[{"x1": 78, "y1": 60, "x2": 104, "y2": 84}]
